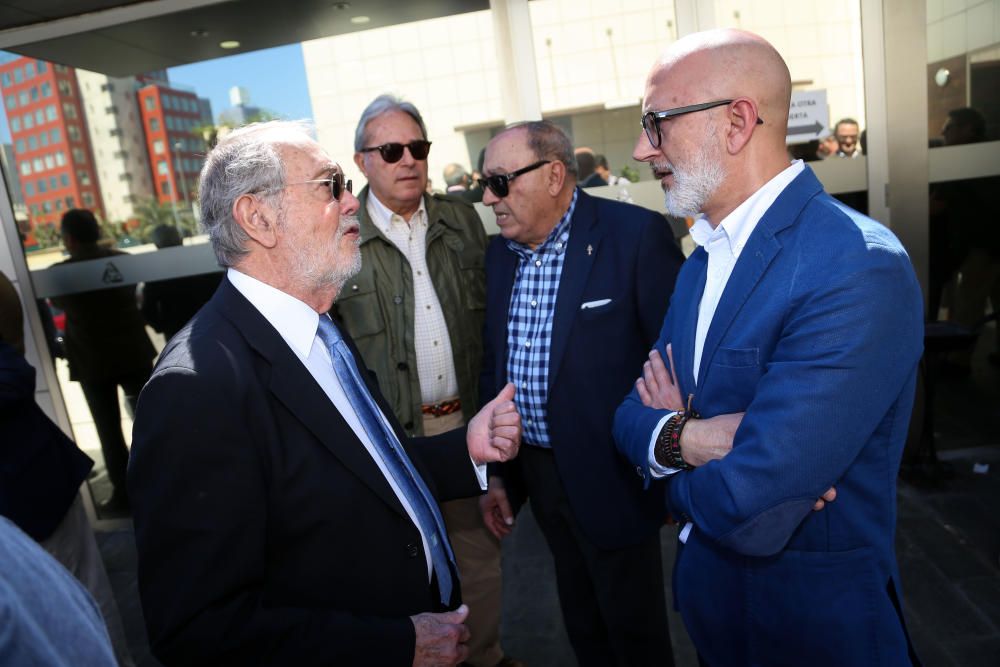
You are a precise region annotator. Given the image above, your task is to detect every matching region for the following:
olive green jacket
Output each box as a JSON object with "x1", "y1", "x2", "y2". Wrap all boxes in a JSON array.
[{"x1": 331, "y1": 187, "x2": 488, "y2": 436}]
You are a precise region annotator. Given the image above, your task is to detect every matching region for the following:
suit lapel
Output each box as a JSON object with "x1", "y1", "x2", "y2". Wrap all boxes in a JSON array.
[
  {"x1": 674, "y1": 250, "x2": 707, "y2": 393},
  {"x1": 696, "y1": 167, "x2": 823, "y2": 386},
  {"x1": 548, "y1": 190, "x2": 603, "y2": 392},
  {"x1": 215, "y1": 281, "x2": 408, "y2": 517},
  {"x1": 492, "y1": 245, "x2": 518, "y2": 386}
]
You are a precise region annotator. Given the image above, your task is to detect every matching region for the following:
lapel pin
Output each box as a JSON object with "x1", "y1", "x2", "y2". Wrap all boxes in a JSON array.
[{"x1": 586, "y1": 244, "x2": 593, "y2": 256}]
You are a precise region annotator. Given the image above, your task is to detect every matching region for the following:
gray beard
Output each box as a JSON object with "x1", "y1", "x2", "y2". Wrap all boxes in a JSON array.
[{"x1": 663, "y1": 130, "x2": 725, "y2": 219}]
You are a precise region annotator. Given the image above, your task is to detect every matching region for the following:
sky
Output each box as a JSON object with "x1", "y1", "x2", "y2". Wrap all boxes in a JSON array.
[
  {"x1": 0, "y1": 43, "x2": 314, "y2": 143},
  {"x1": 167, "y1": 43, "x2": 313, "y2": 123}
]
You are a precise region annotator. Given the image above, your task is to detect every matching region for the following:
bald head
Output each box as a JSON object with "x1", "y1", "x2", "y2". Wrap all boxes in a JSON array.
[
  {"x1": 634, "y1": 29, "x2": 795, "y2": 225},
  {"x1": 650, "y1": 29, "x2": 791, "y2": 144}
]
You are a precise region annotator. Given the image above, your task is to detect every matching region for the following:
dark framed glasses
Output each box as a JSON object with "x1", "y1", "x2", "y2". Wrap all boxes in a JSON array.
[
  {"x1": 280, "y1": 171, "x2": 353, "y2": 203},
  {"x1": 359, "y1": 140, "x2": 432, "y2": 163},
  {"x1": 477, "y1": 160, "x2": 551, "y2": 198},
  {"x1": 641, "y1": 99, "x2": 764, "y2": 148}
]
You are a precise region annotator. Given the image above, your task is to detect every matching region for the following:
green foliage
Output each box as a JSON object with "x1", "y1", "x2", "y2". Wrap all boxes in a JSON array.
[
  {"x1": 620, "y1": 165, "x2": 640, "y2": 183},
  {"x1": 32, "y1": 223, "x2": 61, "y2": 249},
  {"x1": 132, "y1": 198, "x2": 198, "y2": 242}
]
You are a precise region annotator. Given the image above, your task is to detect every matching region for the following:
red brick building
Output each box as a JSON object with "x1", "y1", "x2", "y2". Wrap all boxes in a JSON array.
[
  {"x1": 136, "y1": 82, "x2": 205, "y2": 206},
  {"x1": 0, "y1": 57, "x2": 104, "y2": 236}
]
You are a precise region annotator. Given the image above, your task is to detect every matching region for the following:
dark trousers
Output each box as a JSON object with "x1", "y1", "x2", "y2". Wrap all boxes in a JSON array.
[
  {"x1": 79, "y1": 369, "x2": 150, "y2": 495},
  {"x1": 519, "y1": 445, "x2": 674, "y2": 667}
]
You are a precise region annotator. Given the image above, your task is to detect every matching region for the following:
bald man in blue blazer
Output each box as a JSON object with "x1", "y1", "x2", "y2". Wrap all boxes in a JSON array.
[{"x1": 614, "y1": 30, "x2": 924, "y2": 667}]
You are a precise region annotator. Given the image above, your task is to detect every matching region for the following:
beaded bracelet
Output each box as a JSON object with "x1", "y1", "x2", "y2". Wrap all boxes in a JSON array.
[{"x1": 654, "y1": 411, "x2": 693, "y2": 471}]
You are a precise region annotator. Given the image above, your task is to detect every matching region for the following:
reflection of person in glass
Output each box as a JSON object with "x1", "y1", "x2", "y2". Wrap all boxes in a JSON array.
[
  {"x1": 139, "y1": 224, "x2": 223, "y2": 342},
  {"x1": 51, "y1": 209, "x2": 155, "y2": 514},
  {"x1": 931, "y1": 107, "x2": 1000, "y2": 369}
]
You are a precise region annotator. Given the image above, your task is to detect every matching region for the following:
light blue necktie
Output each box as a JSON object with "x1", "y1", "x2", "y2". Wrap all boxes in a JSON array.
[{"x1": 316, "y1": 316, "x2": 455, "y2": 606}]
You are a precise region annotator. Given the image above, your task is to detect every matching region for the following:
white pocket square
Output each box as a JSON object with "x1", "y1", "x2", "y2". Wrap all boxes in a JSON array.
[{"x1": 580, "y1": 298, "x2": 612, "y2": 310}]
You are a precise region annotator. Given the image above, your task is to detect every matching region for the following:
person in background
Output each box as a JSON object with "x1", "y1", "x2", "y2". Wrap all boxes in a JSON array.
[
  {"x1": 340, "y1": 95, "x2": 517, "y2": 667},
  {"x1": 574, "y1": 147, "x2": 607, "y2": 187},
  {"x1": 443, "y1": 162, "x2": 483, "y2": 204},
  {"x1": 833, "y1": 117, "x2": 862, "y2": 157},
  {"x1": 594, "y1": 154, "x2": 630, "y2": 185}
]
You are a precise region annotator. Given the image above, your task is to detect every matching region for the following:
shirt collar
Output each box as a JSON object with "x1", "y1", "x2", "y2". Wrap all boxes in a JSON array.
[
  {"x1": 367, "y1": 189, "x2": 427, "y2": 234},
  {"x1": 506, "y1": 188, "x2": 579, "y2": 258},
  {"x1": 226, "y1": 268, "x2": 321, "y2": 361},
  {"x1": 690, "y1": 160, "x2": 805, "y2": 258}
]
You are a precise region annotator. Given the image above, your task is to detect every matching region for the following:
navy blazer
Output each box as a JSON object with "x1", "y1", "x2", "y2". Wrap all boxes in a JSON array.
[
  {"x1": 129, "y1": 278, "x2": 481, "y2": 667},
  {"x1": 481, "y1": 189, "x2": 684, "y2": 549},
  {"x1": 0, "y1": 342, "x2": 93, "y2": 541},
  {"x1": 615, "y1": 167, "x2": 923, "y2": 666}
]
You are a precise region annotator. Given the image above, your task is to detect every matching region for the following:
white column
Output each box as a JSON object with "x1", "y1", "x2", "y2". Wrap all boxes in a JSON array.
[
  {"x1": 863, "y1": 0, "x2": 929, "y2": 302},
  {"x1": 489, "y1": 0, "x2": 542, "y2": 124}
]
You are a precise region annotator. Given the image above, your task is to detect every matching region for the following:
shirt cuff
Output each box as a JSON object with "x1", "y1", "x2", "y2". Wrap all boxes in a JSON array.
[
  {"x1": 647, "y1": 412, "x2": 682, "y2": 478},
  {"x1": 471, "y1": 458, "x2": 488, "y2": 490}
]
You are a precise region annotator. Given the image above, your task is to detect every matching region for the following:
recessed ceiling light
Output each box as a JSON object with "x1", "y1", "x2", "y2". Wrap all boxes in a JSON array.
[
  {"x1": 190, "y1": 29, "x2": 208, "y2": 38},
  {"x1": 219, "y1": 40, "x2": 241, "y2": 49},
  {"x1": 350, "y1": 15, "x2": 370, "y2": 24},
  {"x1": 332, "y1": 2, "x2": 351, "y2": 9}
]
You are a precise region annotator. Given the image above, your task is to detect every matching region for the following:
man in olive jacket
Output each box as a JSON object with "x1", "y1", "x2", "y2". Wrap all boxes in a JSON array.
[{"x1": 334, "y1": 95, "x2": 514, "y2": 667}]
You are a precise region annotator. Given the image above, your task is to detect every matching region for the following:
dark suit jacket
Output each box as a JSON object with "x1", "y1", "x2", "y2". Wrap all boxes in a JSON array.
[
  {"x1": 0, "y1": 342, "x2": 93, "y2": 541},
  {"x1": 129, "y1": 278, "x2": 482, "y2": 667},
  {"x1": 481, "y1": 189, "x2": 684, "y2": 549},
  {"x1": 615, "y1": 167, "x2": 923, "y2": 666}
]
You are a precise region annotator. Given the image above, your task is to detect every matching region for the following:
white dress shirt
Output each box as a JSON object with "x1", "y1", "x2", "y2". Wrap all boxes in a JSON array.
[
  {"x1": 227, "y1": 268, "x2": 485, "y2": 579},
  {"x1": 645, "y1": 161, "x2": 805, "y2": 541},
  {"x1": 366, "y1": 192, "x2": 460, "y2": 405}
]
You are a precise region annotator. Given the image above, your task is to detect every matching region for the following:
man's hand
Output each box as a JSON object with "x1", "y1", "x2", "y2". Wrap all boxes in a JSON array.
[
  {"x1": 467, "y1": 383, "x2": 520, "y2": 465},
  {"x1": 479, "y1": 476, "x2": 515, "y2": 539},
  {"x1": 678, "y1": 412, "x2": 744, "y2": 467},
  {"x1": 637, "y1": 344, "x2": 684, "y2": 411},
  {"x1": 812, "y1": 487, "x2": 837, "y2": 511},
  {"x1": 410, "y1": 605, "x2": 470, "y2": 667}
]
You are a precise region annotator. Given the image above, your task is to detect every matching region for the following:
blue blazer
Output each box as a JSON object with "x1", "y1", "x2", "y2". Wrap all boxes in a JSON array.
[
  {"x1": 614, "y1": 167, "x2": 923, "y2": 666},
  {"x1": 481, "y1": 189, "x2": 685, "y2": 549}
]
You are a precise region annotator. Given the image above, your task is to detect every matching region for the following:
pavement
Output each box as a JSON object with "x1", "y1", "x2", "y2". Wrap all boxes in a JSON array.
[{"x1": 94, "y1": 335, "x2": 1000, "y2": 667}]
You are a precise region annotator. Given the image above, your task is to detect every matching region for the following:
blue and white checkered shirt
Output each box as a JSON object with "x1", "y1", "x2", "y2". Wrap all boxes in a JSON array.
[{"x1": 505, "y1": 189, "x2": 578, "y2": 448}]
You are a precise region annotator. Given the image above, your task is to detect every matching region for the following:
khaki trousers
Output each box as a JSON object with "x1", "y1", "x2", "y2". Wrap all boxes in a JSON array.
[{"x1": 423, "y1": 411, "x2": 504, "y2": 667}]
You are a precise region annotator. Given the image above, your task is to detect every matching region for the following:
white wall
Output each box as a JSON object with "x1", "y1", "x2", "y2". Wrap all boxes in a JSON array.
[
  {"x1": 713, "y1": 0, "x2": 868, "y2": 132},
  {"x1": 77, "y1": 70, "x2": 154, "y2": 223},
  {"x1": 927, "y1": 0, "x2": 1000, "y2": 62},
  {"x1": 303, "y1": 0, "x2": 869, "y2": 189}
]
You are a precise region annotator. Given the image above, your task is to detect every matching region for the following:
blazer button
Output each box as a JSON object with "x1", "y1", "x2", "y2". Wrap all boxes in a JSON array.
[
  {"x1": 636, "y1": 465, "x2": 644, "y2": 478},
  {"x1": 406, "y1": 543, "x2": 420, "y2": 558},
  {"x1": 397, "y1": 362, "x2": 409, "y2": 371}
]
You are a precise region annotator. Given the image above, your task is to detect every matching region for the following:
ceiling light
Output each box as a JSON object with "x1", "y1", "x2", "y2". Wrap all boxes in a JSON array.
[
  {"x1": 190, "y1": 29, "x2": 208, "y2": 38},
  {"x1": 332, "y1": 2, "x2": 351, "y2": 9},
  {"x1": 350, "y1": 16, "x2": 370, "y2": 24},
  {"x1": 219, "y1": 40, "x2": 241, "y2": 49}
]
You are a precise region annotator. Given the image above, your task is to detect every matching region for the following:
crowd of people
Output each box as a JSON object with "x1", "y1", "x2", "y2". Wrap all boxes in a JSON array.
[{"x1": 1, "y1": 28, "x2": 938, "y2": 667}]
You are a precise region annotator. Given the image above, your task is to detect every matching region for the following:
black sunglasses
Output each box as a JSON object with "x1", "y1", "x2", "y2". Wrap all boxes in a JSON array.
[
  {"x1": 477, "y1": 160, "x2": 551, "y2": 198},
  {"x1": 641, "y1": 99, "x2": 764, "y2": 148},
  {"x1": 359, "y1": 140, "x2": 432, "y2": 163},
  {"x1": 279, "y1": 171, "x2": 352, "y2": 202}
]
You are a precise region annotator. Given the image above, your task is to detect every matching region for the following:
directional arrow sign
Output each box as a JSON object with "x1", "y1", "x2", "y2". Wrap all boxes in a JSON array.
[
  {"x1": 785, "y1": 90, "x2": 829, "y2": 144},
  {"x1": 787, "y1": 121, "x2": 825, "y2": 136}
]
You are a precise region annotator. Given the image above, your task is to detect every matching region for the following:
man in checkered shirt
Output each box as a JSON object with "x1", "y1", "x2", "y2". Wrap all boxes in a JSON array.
[{"x1": 478, "y1": 120, "x2": 685, "y2": 666}]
